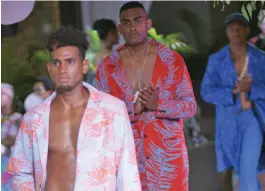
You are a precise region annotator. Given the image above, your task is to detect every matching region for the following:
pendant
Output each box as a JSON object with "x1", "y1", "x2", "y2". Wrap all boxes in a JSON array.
[{"x1": 134, "y1": 91, "x2": 140, "y2": 103}]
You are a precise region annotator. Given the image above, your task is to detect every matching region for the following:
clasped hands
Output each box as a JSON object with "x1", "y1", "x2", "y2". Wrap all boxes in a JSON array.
[
  {"x1": 232, "y1": 75, "x2": 252, "y2": 110},
  {"x1": 134, "y1": 83, "x2": 159, "y2": 114},
  {"x1": 232, "y1": 75, "x2": 252, "y2": 94}
]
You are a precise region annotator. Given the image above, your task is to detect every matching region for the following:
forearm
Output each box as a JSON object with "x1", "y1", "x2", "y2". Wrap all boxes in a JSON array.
[
  {"x1": 239, "y1": 92, "x2": 252, "y2": 110},
  {"x1": 11, "y1": 174, "x2": 36, "y2": 191},
  {"x1": 201, "y1": 56, "x2": 236, "y2": 106},
  {"x1": 116, "y1": 116, "x2": 141, "y2": 191},
  {"x1": 240, "y1": 92, "x2": 250, "y2": 102},
  {"x1": 128, "y1": 102, "x2": 141, "y2": 122},
  {"x1": 8, "y1": 155, "x2": 35, "y2": 190},
  {"x1": 155, "y1": 61, "x2": 197, "y2": 119},
  {"x1": 249, "y1": 84, "x2": 265, "y2": 101},
  {"x1": 155, "y1": 97, "x2": 197, "y2": 119},
  {"x1": 201, "y1": 85, "x2": 235, "y2": 106},
  {"x1": 7, "y1": 119, "x2": 35, "y2": 190}
]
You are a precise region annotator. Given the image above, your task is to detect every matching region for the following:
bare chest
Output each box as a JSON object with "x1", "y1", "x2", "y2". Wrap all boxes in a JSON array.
[
  {"x1": 235, "y1": 62, "x2": 247, "y2": 76},
  {"x1": 122, "y1": 54, "x2": 157, "y2": 93},
  {"x1": 232, "y1": 55, "x2": 248, "y2": 77},
  {"x1": 49, "y1": 106, "x2": 86, "y2": 152}
]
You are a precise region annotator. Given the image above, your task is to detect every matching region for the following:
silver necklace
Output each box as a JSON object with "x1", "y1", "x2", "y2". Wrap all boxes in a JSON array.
[
  {"x1": 238, "y1": 54, "x2": 248, "y2": 80},
  {"x1": 126, "y1": 43, "x2": 150, "y2": 102},
  {"x1": 126, "y1": 43, "x2": 150, "y2": 90}
]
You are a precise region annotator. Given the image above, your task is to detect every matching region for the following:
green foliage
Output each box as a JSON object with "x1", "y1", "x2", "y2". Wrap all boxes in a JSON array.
[
  {"x1": 87, "y1": 29, "x2": 101, "y2": 52},
  {"x1": 211, "y1": 0, "x2": 265, "y2": 21},
  {"x1": 2, "y1": 41, "x2": 49, "y2": 113},
  {"x1": 241, "y1": 1, "x2": 264, "y2": 21},
  {"x1": 212, "y1": 0, "x2": 230, "y2": 11},
  {"x1": 148, "y1": 27, "x2": 194, "y2": 53},
  {"x1": 34, "y1": 50, "x2": 50, "y2": 65},
  {"x1": 86, "y1": 29, "x2": 101, "y2": 72}
]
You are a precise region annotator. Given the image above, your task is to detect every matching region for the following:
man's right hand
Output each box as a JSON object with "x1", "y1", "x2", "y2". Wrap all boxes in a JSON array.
[
  {"x1": 233, "y1": 75, "x2": 252, "y2": 94},
  {"x1": 240, "y1": 92, "x2": 252, "y2": 110}
]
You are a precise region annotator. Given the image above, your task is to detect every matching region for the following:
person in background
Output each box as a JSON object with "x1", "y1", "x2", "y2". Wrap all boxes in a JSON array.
[
  {"x1": 93, "y1": 18, "x2": 119, "y2": 66},
  {"x1": 24, "y1": 92, "x2": 44, "y2": 112},
  {"x1": 249, "y1": 10, "x2": 265, "y2": 51},
  {"x1": 86, "y1": 19, "x2": 119, "y2": 84},
  {"x1": 24, "y1": 76, "x2": 54, "y2": 112},
  {"x1": 1, "y1": 83, "x2": 22, "y2": 191},
  {"x1": 201, "y1": 13, "x2": 265, "y2": 191},
  {"x1": 34, "y1": 76, "x2": 54, "y2": 100}
]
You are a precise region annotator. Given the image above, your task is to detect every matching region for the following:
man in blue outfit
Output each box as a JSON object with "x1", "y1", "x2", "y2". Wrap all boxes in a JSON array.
[{"x1": 201, "y1": 13, "x2": 265, "y2": 191}]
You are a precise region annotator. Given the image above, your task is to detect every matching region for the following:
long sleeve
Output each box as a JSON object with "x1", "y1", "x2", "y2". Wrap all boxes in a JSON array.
[
  {"x1": 116, "y1": 106, "x2": 141, "y2": 191},
  {"x1": 250, "y1": 54, "x2": 265, "y2": 132},
  {"x1": 201, "y1": 56, "x2": 235, "y2": 106},
  {"x1": 8, "y1": 113, "x2": 22, "y2": 138},
  {"x1": 94, "y1": 60, "x2": 141, "y2": 123},
  {"x1": 155, "y1": 58, "x2": 197, "y2": 119},
  {"x1": 249, "y1": 56, "x2": 265, "y2": 100},
  {"x1": 93, "y1": 62, "x2": 111, "y2": 94},
  {"x1": 249, "y1": 83, "x2": 265, "y2": 101},
  {"x1": 7, "y1": 116, "x2": 35, "y2": 191}
]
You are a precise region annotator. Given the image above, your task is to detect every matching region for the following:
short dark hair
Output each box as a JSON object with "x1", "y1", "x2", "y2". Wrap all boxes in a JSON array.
[
  {"x1": 37, "y1": 76, "x2": 54, "y2": 91},
  {"x1": 46, "y1": 26, "x2": 89, "y2": 60},
  {"x1": 92, "y1": 19, "x2": 117, "y2": 41},
  {"x1": 119, "y1": 1, "x2": 146, "y2": 15}
]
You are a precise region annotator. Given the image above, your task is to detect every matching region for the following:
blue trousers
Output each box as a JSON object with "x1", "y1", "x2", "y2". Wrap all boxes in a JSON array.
[{"x1": 238, "y1": 110, "x2": 264, "y2": 191}]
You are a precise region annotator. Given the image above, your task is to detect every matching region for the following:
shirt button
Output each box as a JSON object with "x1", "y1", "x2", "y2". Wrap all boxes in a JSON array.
[
  {"x1": 146, "y1": 156, "x2": 150, "y2": 160},
  {"x1": 144, "y1": 134, "x2": 147, "y2": 138}
]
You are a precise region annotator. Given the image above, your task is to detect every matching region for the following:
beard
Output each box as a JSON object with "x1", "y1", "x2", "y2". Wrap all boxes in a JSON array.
[{"x1": 56, "y1": 85, "x2": 74, "y2": 95}]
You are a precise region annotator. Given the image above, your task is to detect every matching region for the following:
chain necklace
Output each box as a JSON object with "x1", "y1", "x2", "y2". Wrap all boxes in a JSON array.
[
  {"x1": 238, "y1": 54, "x2": 248, "y2": 80},
  {"x1": 238, "y1": 54, "x2": 250, "y2": 113},
  {"x1": 126, "y1": 42, "x2": 150, "y2": 94},
  {"x1": 230, "y1": 46, "x2": 249, "y2": 80}
]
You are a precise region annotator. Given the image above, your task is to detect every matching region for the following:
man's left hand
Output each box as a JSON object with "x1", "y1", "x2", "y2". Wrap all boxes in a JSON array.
[{"x1": 138, "y1": 83, "x2": 159, "y2": 110}]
